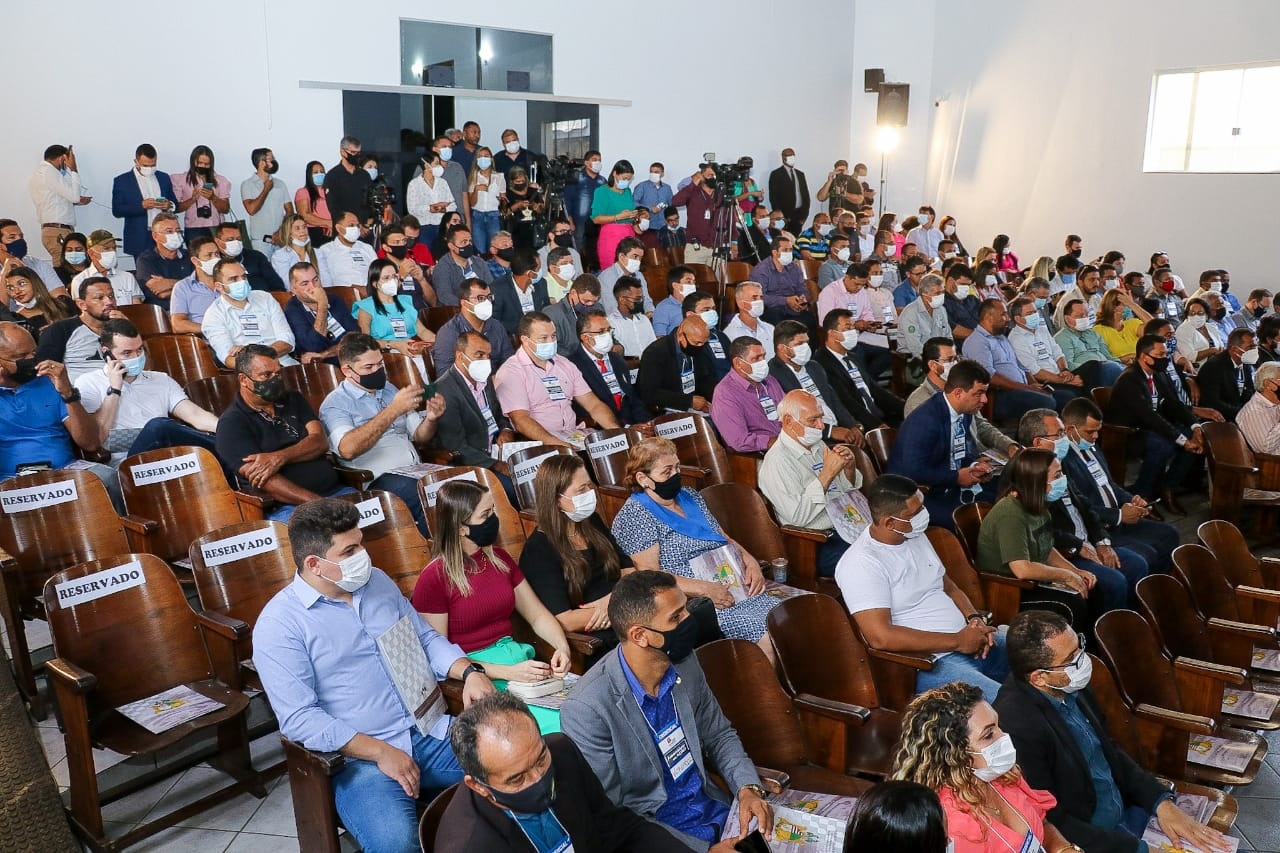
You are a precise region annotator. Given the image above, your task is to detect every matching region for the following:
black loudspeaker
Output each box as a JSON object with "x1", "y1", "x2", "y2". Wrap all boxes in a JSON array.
[
  {"x1": 864, "y1": 68, "x2": 885, "y2": 93},
  {"x1": 877, "y1": 83, "x2": 910, "y2": 127}
]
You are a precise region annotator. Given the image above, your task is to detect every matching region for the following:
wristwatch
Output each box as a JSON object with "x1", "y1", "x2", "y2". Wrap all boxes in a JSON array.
[
  {"x1": 461, "y1": 662, "x2": 486, "y2": 682},
  {"x1": 740, "y1": 784, "x2": 766, "y2": 798},
  {"x1": 106, "y1": 387, "x2": 123, "y2": 397},
  {"x1": 60, "y1": 388, "x2": 82, "y2": 404}
]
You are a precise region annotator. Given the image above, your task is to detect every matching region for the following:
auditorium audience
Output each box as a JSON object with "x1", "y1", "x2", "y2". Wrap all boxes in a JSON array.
[
  {"x1": 545, "y1": 275, "x2": 599, "y2": 358},
  {"x1": 848, "y1": 780, "x2": 950, "y2": 853},
  {"x1": 1175, "y1": 297, "x2": 1225, "y2": 366},
  {"x1": 36, "y1": 276, "x2": 123, "y2": 381},
  {"x1": 568, "y1": 307, "x2": 651, "y2": 425},
  {"x1": 1054, "y1": 299, "x2": 1125, "y2": 387},
  {"x1": 607, "y1": 276, "x2": 656, "y2": 358},
  {"x1": 168, "y1": 236, "x2": 224, "y2": 332},
  {"x1": 433, "y1": 277, "x2": 515, "y2": 374},
  {"x1": 282, "y1": 262, "x2": 355, "y2": 364},
  {"x1": 316, "y1": 210, "x2": 376, "y2": 287},
  {"x1": 1238, "y1": 360, "x2": 1280, "y2": 454},
  {"x1": 653, "y1": 265, "x2": 698, "y2": 337},
  {"x1": 681, "y1": 291, "x2": 731, "y2": 379},
  {"x1": 722, "y1": 281, "x2": 774, "y2": 354},
  {"x1": 53, "y1": 232, "x2": 90, "y2": 286},
  {"x1": 1092, "y1": 289, "x2": 1149, "y2": 362},
  {"x1": 1232, "y1": 288, "x2": 1271, "y2": 334},
  {"x1": 490, "y1": 249, "x2": 550, "y2": 335},
  {"x1": 110, "y1": 143, "x2": 177, "y2": 261},
  {"x1": 203, "y1": 259, "x2": 296, "y2": 368},
  {"x1": 133, "y1": 212, "x2": 191, "y2": 310},
  {"x1": 767, "y1": 320, "x2": 863, "y2": 442},
  {"x1": 5, "y1": 264, "x2": 72, "y2": 339},
  {"x1": 239, "y1": 147, "x2": 292, "y2": 255},
  {"x1": 710, "y1": 335, "x2": 785, "y2": 452},
  {"x1": 814, "y1": 309, "x2": 904, "y2": 429},
  {"x1": 1195, "y1": 327, "x2": 1257, "y2": 421},
  {"x1": 213, "y1": 221, "x2": 285, "y2": 292},
  {"x1": 71, "y1": 229, "x2": 142, "y2": 306},
  {"x1": 1007, "y1": 296, "x2": 1083, "y2": 395},
  {"x1": 963, "y1": 299, "x2": 1062, "y2": 418},
  {"x1": 636, "y1": 316, "x2": 718, "y2": 414},
  {"x1": 596, "y1": 238, "x2": 651, "y2": 315},
  {"x1": 172, "y1": 145, "x2": 232, "y2": 239},
  {"x1": 352, "y1": 259, "x2": 434, "y2": 364},
  {"x1": 432, "y1": 224, "x2": 493, "y2": 307},
  {"x1": 897, "y1": 273, "x2": 950, "y2": 358}
]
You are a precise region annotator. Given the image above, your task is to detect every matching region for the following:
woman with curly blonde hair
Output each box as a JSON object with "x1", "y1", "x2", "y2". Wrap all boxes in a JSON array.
[{"x1": 893, "y1": 682, "x2": 1078, "y2": 853}]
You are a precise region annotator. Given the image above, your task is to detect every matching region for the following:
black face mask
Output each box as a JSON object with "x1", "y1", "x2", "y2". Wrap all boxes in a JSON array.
[
  {"x1": 496, "y1": 248, "x2": 516, "y2": 262},
  {"x1": 1149, "y1": 355, "x2": 1169, "y2": 372},
  {"x1": 458, "y1": 245, "x2": 479, "y2": 259},
  {"x1": 681, "y1": 341, "x2": 704, "y2": 357},
  {"x1": 1255, "y1": 306, "x2": 1268, "y2": 319},
  {"x1": 344, "y1": 150, "x2": 361, "y2": 163},
  {"x1": 1213, "y1": 307, "x2": 1227, "y2": 321},
  {"x1": 356, "y1": 366, "x2": 387, "y2": 391},
  {"x1": 485, "y1": 765, "x2": 556, "y2": 815},
  {"x1": 643, "y1": 615, "x2": 699, "y2": 663},
  {"x1": 1069, "y1": 249, "x2": 1082, "y2": 259},
  {"x1": 251, "y1": 375, "x2": 286, "y2": 402},
  {"x1": 386, "y1": 244, "x2": 409, "y2": 261},
  {"x1": 648, "y1": 471, "x2": 682, "y2": 501},
  {"x1": 264, "y1": 161, "x2": 279, "y2": 175},
  {"x1": 9, "y1": 357, "x2": 38, "y2": 384},
  {"x1": 466, "y1": 513, "x2": 501, "y2": 547},
  {"x1": 553, "y1": 233, "x2": 574, "y2": 248}
]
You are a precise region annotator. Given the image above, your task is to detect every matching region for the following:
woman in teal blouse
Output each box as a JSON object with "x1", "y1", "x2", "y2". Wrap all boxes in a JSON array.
[{"x1": 590, "y1": 159, "x2": 636, "y2": 271}]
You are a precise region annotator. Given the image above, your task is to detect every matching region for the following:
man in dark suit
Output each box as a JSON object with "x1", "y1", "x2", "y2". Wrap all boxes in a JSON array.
[
  {"x1": 213, "y1": 222, "x2": 285, "y2": 292},
  {"x1": 1196, "y1": 327, "x2": 1257, "y2": 421},
  {"x1": 490, "y1": 249, "x2": 550, "y2": 335},
  {"x1": 430, "y1": 328, "x2": 518, "y2": 503},
  {"x1": 546, "y1": 275, "x2": 600, "y2": 357},
  {"x1": 812, "y1": 308, "x2": 903, "y2": 431},
  {"x1": 282, "y1": 261, "x2": 356, "y2": 364},
  {"x1": 996, "y1": 611, "x2": 1229, "y2": 853},
  {"x1": 440, "y1": 692, "x2": 696, "y2": 853},
  {"x1": 635, "y1": 316, "x2": 719, "y2": 414},
  {"x1": 570, "y1": 308, "x2": 651, "y2": 425},
  {"x1": 1105, "y1": 335, "x2": 1205, "y2": 509},
  {"x1": 767, "y1": 147, "x2": 810, "y2": 235},
  {"x1": 886, "y1": 359, "x2": 998, "y2": 530},
  {"x1": 768, "y1": 319, "x2": 863, "y2": 443},
  {"x1": 111, "y1": 143, "x2": 178, "y2": 259},
  {"x1": 683, "y1": 291, "x2": 732, "y2": 380},
  {"x1": 1060, "y1": 398, "x2": 1179, "y2": 574}
]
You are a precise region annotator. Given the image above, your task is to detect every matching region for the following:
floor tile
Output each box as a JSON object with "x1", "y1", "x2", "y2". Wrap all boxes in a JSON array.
[
  {"x1": 143, "y1": 767, "x2": 266, "y2": 833},
  {"x1": 1236, "y1": 760, "x2": 1280, "y2": 800},
  {"x1": 49, "y1": 746, "x2": 132, "y2": 788},
  {"x1": 99, "y1": 773, "x2": 182, "y2": 825},
  {"x1": 119, "y1": 824, "x2": 235, "y2": 853},
  {"x1": 37, "y1": 723, "x2": 66, "y2": 767},
  {"x1": 223, "y1": 832, "x2": 302, "y2": 853},
  {"x1": 239, "y1": 775, "x2": 297, "y2": 838},
  {"x1": 248, "y1": 733, "x2": 285, "y2": 770},
  {"x1": 1235, "y1": 803, "x2": 1280, "y2": 852}
]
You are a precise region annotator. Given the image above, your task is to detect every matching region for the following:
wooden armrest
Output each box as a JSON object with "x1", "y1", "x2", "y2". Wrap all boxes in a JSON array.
[
  {"x1": 518, "y1": 508, "x2": 538, "y2": 525},
  {"x1": 678, "y1": 464, "x2": 710, "y2": 480},
  {"x1": 1235, "y1": 585, "x2": 1280, "y2": 604},
  {"x1": 778, "y1": 525, "x2": 831, "y2": 543},
  {"x1": 419, "y1": 447, "x2": 461, "y2": 465},
  {"x1": 46, "y1": 657, "x2": 96, "y2": 694},
  {"x1": 566, "y1": 632, "x2": 603, "y2": 657},
  {"x1": 234, "y1": 488, "x2": 276, "y2": 509},
  {"x1": 333, "y1": 464, "x2": 373, "y2": 488},
  {"x1": 1173, "y1": 656, "x2": 1248, "y2": 686},
  {"x1": 1133, "y1": 703, "x2": 1216, "y2": 735},
  {"x1": 753, "y1": 766, "x2": 789, "y2": 794},
  {"x1": 282, "y1": 737, "x2": 346, "y2": 775},
  {"x1": 196, "y1": 610, "x2": 251, "y2": 640},
  {"x1": 981, "y1": 571, "x2": 1035, "y2": 589},
  {"x1": 1214, "y1": 459, "x2": 1260, "y2": 475},
  {"x1": 120, "y1": 513, "x2": 159, "y2": 534},
  {"x1": 793, "y1": 693, "x2": 871, "y2": 725},
  {"x1": 599, "y1": 484, "x2": 631, "y2": 499},
  {"x1": 1206, "y1": 617, "x2": 1278, "y2": 641},
  {"x1": 867, "y1": 646, "x2": 935, "y2": 671}
]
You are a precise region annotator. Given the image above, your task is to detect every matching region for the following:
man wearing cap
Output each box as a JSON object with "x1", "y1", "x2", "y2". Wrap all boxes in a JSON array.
[{"x1": 70, "y1": 230, "x2": 144, "y2": 306}]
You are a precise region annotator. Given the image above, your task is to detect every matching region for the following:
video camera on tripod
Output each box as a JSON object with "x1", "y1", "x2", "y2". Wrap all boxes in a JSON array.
[
  {"x1": 531, "y1": 154, "x2": 582, "y2": 248},
  {"x1": 700, "y1": 153, "x2": 752, "y2": 206}
]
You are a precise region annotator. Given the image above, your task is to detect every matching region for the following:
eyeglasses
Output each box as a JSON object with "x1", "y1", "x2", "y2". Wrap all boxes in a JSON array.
[{"x1": 1042, "y1": 637, "x2": 1087, "y2": 672}]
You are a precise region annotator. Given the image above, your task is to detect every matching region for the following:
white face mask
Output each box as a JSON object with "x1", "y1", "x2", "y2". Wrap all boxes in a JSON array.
[
  {"x1": 365, "y1": 168, "x2": 379, "y2": 181},
  {"x1": 1053, "y1": 652, "x2": 1093, "y2": 693},
  {"x1": 869, "y1": 274, "x2": 884, "y2": 288},
  {"x1": 835, "y1": 248, "x2": 851, "y2": 263},
  {"x1": 343, "y1": 226, "x2": 361, "y2": 243},
  {"x1": 1241, "y1": 348, "x2": 1260, "y2": 365},
  {"x1": 223, "y1": 239, "x2": 244, "y2": 258},
  {"x1": 563, "y1": 489, "x2": 598, "y2": 522},
  {"x1": 797, "y1": 424, "x2": 825, "y2": 447},
  {"x1": 677, "y1": 283, "x2": 695, "y2": 299},
  {"x1": 972, "y1": 733, "x2": 1017, "y2": 782},
  {"x1": 1208, "y1": 283, "x2": 1222, "y2": 293},
  {"x1": 748, "y1": 299, "x2": 765, "y2": 318},
  {"x1": 891, "y1": 506, "x2": 930, "y2": 539},
  {"x1": 700, "y1": 309, "x2": 719, "y2": 329},
  {"x1": 883, "y1": 244, "x2": 896, "y2": 257},
  {"x1": 624, "y1": 258, "x2": 641, "y2": 274},
  {"x1": 591, "y1": 332, "x2": 613, "y2": 353},
  {"x1": 743, "y1": 359, "x2": 770, "y2": 382},
  {"x1": 841, "y1": 329, "x2": 859, "y2": 349},
  {"x1": 944, "y1": 224, "x2": 956, "y2": 236},
  {"x1": 985, "y1": 275, "x2": 998, "y2": 287},
  {"x1": 790, "y1": 342, "x2": 812, "y2": 366},
  {"x1": 1189, "y1": 314, "x2": 1207, "y2": 329},
  {"x1": 199, "y1": 257, "x2": 219, "y2": 276},
  {"x1": 138, "y1": 165, "x2": 157, "y2": 178},
  {"x1": 817, "y1": 223, "x2": 833, "y2": 236},
  {"x1": 320, "y1": 548, "x2": 373, "y2": 593},
  {"x1": 936, "y1": 359, "x2": 954, "y2": 380},
  {"x1": 919, "y1": 213, "x2": 931, "y2": 225},
  {"x1": 471, "y1": 299, "x2": 494, "y2": 322},
  {"x1": 379, "y1": 279, "x2": 399, "y2": 297},
  {"x1": 505, "y1": 140, "x2": 521, "y2": 154},
  {"x1": 636, "y1": 218, "x2": 650, "y2": 231},
  {"x1": 557, "y1": 263, "x2": 575, "y2": 280},
  {"x1": 929, "y1": 293, "x2": 946, "y2": 309},
  {"x1": 98, "y1": 250, "x2": 117, "y2": 270},
  {"x1": 784, "y1": 155, "x2": 796, "y2": 167},
  {"x1": 586, "y1": 160, "x2": 601, "y2": 174},
  {"x1": 464, "y1": 356, "x2": 492, "y2": 383},
  {"x1": 1072, "y1": 317, "x2": 1092, "y2": 332},
  {"x1": 15, "y1": 297, "x2": 37, "y2": 310},
  {"x1": 778, "y1": 251, "x2": 794, "y2": 266},
  {"x1": 291, "y1": 237, "x2": 310, "y2": 248},
  {"x1": 163, "y1": 232, "x2": 183, "y2": 251},
  {"x1": 431, "y1": 165, "x2": 445, "y2": 178},
  {"x1": 954, "y1": 284, "x2": 971, "y2": 299},
  {"x1": 649, "y1": 172, "x2": 663, "y2": 184}
]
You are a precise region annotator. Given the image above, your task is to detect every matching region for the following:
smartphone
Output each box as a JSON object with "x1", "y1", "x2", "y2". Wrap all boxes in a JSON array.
[
  {"x1": 734, "y1": 830, "x2": 771, "y2": 853},
  {"x1": 421, "y1": 383, "x2": 437, "y2": 400},
  {"x1": 203, "y1": 182, "x2": 214, "y2": 190}
]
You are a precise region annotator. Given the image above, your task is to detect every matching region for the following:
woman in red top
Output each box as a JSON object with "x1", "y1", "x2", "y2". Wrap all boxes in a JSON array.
[
  {"x1": 993, "y1": 234, "x2": 1021, "y2": 277},
  {"x1": 411, "y1": 480, "x2": 571, "y2": 687},
  {"x1": 893, "y1": 682, "x2": 1078, "y2": 853}
]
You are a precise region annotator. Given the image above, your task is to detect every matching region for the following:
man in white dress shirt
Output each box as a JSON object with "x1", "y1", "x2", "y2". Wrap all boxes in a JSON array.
[
  {"x1": 29, "y1": 145, "x2": 91, "y2": 264},
  {"x1": 202, "y1": 260, "x2": 297, "y2": 368},
  {"x1": 316, "y1": 211, "x2": 376, "y2": 286},
  {"x1": 70, "y1": 230, "x2": 144, "y2": 307}
]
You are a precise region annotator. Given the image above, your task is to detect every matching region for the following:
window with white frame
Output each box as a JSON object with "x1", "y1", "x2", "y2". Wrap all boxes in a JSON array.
[
  {"x1": 542, "y1": 119, "x2": 592, "y2": 160},
  {"x1": 1143, "y1": 63, "x2": 1280, "y2": 173}
]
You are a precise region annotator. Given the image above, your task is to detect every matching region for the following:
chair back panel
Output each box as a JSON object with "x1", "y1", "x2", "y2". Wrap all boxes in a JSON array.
[
  {"x1": 637, "y1": 412, "x2": 732, "y2": 485},
  {"x1": 1172, "y1": 544, "x2": 1243, "y2": 622},
  {"x1": 190, "y1": 521, "x2": 294, "y2": 628},
  {"x1": 699, "y1": 482, "x2": 785, "y2": 563},
  {"x1": 0, "y1": 470, "x2": 129, "y2": 604},
  {"x1": 383, "y1": 349, "x2": 427, "y2": 390},
  {"x1": 44, "y1": 553, "x2": 212, "y2": 712},
  {"x1": 119, "y1": 303, "x2": 171, "y2": 337},
  {"x1": 1094, "y1": 609, "x2": 1182, "y2": 716},
  {"x1": 697, "y1": 638, "x2": 807, "y2": 768},
  {"x1": 1198, "y1": 520, "x2": 1268, "y2": 590},
  {"x1": 268, "y1": 291, "x2": 293, "y2": 311},
  {"x1": 584, "y1": 429, "x2": 632, "y2": 488},
  {"x1": 952, "y1": 502, "x2": 991, "y2": 564},
  {"x1": 324, "y1": 286, "x2": 365, "y2": 307},
  {"x1": 723, "y1": 261, "x2": 753, "y2": 286},
  {"x1": 418, "y1": 784, "x2": 458, "y2": 853},
  {"x1": 1135, "y1": 574, "x2": 1216, "y2": 663},
  {"x1": 282, "y1": 362, "x2": 341, "y2": 415},
  {"x1": 425, "y1": 306, "x2": 460, "y2": 333},
  {"x1": 864, "y1": 427, "x2": 895, "y2": 475},
  {"x1": 799, "y1": 258, "x2": 823, "y2": 282},
  {"x1": 120, "y1": 446, "x2": 246, "y2": 561},
  {"x1": 849, "y1": 446, "x2": 878, "y2": 494},
  {"x1": 146, "y1": 334, "x2": 223, "y2": 388},
  {"x1": 1085, "y1": 651, "x2": 1145, "y2": 761},
  {"x1": 767, "y1": 594, "x2": 882, "y2": 709},
  {"x1": 335, "y1": 490, "x2": 432, "y2": 595},
  {"x1": 418, "y1": 467, "x2": 526, "y2": 559},
  {"x1": 508, "y1": 445, "x2": 577, "y2": 511},
  {"x1": 926, "y1": 526, "x2": 985, "y2": 610},
  {"x1": 184, "y1": 374, "x2": 241, "y2": 415}
]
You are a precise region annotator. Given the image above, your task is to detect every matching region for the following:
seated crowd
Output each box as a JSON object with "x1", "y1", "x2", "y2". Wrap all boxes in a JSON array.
[{"x1": 7, "y1": 131, "x2": 1260, "y2": 853}]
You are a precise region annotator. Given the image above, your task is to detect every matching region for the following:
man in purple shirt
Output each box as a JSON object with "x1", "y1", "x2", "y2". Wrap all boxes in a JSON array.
[
  {"x1": 749, "y1": 235, "x2": 814, "y2": 334},
  {"x1": 710, "y1": 336, "x2": 786, "y2": 452},
  {"x1": 670, "y1": 164, "x2": 723, "y2": 247}
]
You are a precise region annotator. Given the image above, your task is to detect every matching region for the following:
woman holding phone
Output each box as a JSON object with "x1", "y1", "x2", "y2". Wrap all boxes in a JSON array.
[{"x1": 173, "y1": 145, "x2": 231, "y2": 239}]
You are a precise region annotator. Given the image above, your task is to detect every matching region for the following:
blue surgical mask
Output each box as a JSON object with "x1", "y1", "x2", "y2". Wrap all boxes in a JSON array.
[
  {"x1": 476, "y1": 156, "x2": 493, "y2": 170},
  {"x1": 1072, "y1": 430, "x2": 1095, "y2": 453},
  {"x1": 1048, "y1": 436, "x2": 1071, "y2": 460},
  {"x1": 227, "y1": 279, "x2": 251, "y2": 301},
  {"x1": 533, "y1": 341, "x2": 557, "y2": 361},
  {"x1": 63, "y1": 250, "x2": 87, "y2": 265},
  {"x1": 1024, "y1": 314, "x2": 1042, "y2": 330},
  {"x1": 1047, "y1": 476, "x2": 1068, "y2": 502},
  {"x1": 1122, "y1": 307, "x2": 1134, "y2": 321},
  {"x1": 616, "y1": 178, "x2": 631, "y2": 190},
  {"x1": 1061, "y1": 273, "x2": 1076, "y2": 286},
  {"x1": 1034, "y1": 297, "x2": 1047, "y2": 310},
  {"x1": 123, "y1": 353, "x2": 146, "y2": 377}
]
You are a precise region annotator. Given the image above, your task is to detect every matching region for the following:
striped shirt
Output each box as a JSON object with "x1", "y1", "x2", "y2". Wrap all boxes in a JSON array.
[{"x1": 1237, "y1": 392, "x2": 1280, "y2": 455}]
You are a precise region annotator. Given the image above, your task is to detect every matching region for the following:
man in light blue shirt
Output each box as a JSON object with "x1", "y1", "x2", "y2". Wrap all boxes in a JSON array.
[
  {"x1": 631, "y1": 162, "x2": 674, "y2": 225},
  {"x1": 254, "y1": 498, "x2": 496, "y2": 852},
  {"x1": 653, "y1": 266, "x2": 697, "y2": 337},
  {"x1": 1054, "y1": 298, "x2": 1125, "y2": 389},
  {"x1": 961, "y1": 298, "x2": 1056, "y2": 422}
]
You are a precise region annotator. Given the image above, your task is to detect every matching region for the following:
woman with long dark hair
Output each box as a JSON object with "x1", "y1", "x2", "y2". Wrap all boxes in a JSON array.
[
  {"x1": 848, "y1": 780, "x2": 950, "y2": 853},
  {"x1": 590, "y1": 159, "x2": 636, "y2": 270},
  {"x1": 352, "y1": 259, "x2": 434, "y2": 374},
  {"x1": 992, "y1": 234, "x2": 1020, "y2": 277},
  {"x1": 173, "y1": 144, "x2": 231, "y2": 239},
  {"x1": 294, "y1": 160, "x2": 333, "y2": 246}
]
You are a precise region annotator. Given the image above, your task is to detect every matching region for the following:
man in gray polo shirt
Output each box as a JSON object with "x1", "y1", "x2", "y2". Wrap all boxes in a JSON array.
[{"x1": 240, "y1": 148, "x2": 293, "y2": 254}]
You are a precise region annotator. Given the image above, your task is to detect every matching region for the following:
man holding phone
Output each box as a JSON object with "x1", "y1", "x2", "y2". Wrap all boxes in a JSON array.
[{"x1": 748, "y1": 235, "x2": 814, "y2": 334}]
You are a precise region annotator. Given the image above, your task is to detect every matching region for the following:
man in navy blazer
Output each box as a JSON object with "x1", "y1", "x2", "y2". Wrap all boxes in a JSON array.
[
  {"x1": 1059, "y1": 398, "x2": 1178, "y2": 574},
  {"x1": 887, "y1": 359, "x2": 999, "y2": 529},
  {"x1": 489, "y1": 250, "x2": 550, "y2": 335},
  {"x1": 570, "y1": 307, "x2": 651, "y2": 425},
  {"x1": 111, "y1": 143, "x2": 177, "y2": 258}
]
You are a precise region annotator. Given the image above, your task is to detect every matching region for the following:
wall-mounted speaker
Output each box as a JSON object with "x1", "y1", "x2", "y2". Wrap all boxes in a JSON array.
[
  {"x1": 864, "y1": 68, "x2": 885, "y2": 93},
  {"x1": 877, "y1": 83, "x2": 910, "y2": 127}
]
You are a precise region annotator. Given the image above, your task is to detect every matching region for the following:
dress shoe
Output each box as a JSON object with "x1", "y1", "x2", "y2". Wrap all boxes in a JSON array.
[{"x1": 1160, "y1": 488, "x2": 1186, "y2": 516}]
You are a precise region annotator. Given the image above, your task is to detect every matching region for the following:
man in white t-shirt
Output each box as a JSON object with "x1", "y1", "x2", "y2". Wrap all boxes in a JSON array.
[{"x1": 835, "y1": 472, "x2": 1009, "y2": 701}]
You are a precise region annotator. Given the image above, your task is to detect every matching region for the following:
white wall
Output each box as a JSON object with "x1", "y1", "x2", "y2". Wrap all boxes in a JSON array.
[{"x1": 2, "y1": 0, "x2": 856, "y2": 262}]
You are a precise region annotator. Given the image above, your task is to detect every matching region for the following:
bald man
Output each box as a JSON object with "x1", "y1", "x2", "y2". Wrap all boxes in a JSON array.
[{"x1": 636, "y1": 316, "x2": 719, "y2": 413}]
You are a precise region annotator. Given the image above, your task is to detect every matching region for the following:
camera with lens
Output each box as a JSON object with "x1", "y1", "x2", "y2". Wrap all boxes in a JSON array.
[
  {"x1": 365, "y1": 178, "x2": 396, "y2": 215},
  {"x1": 700, "y1": 153, "x2": 751, "y2": 192},
  {"x1": 540, "y1": 154, "x2": 584, "y2": 196}
]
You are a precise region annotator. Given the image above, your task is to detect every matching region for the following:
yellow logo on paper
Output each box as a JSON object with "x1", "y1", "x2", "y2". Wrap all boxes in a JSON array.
[
  {"x1": 773, "y1": 819, "x2": 819, "y2": 843},
  {"x1": 1189, "y1": 738, "x2": 1211, "y2": 755}
]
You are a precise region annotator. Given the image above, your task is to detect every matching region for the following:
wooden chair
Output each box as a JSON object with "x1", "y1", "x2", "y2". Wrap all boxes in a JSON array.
[
  {"x1": 281, "y1": 361, "x2": 341, "y2": 414},
  {"x1": 1172, "y1": 543, "x2": 1280, "y2": 632},
  {"x1": 642, "y1": 265, "x2": 669, "y2": 308},
  {"x1": 146, "y1": 333, "x2": 224, "y2": 387},
  {"x1": 335, "y1": 490, "x2": 433, "y2": 596},
  {"x1": 118, "y1": 303, "x2": 171, "y2": 337},
  {"x1": 184, "y1": 373, "x2": 241, "y2": 415},
  {"x1": 697, "y1": 639, "x2": 872, "y2": 795},
  {"x1": 44, "y1": 554, "x2": 267, "y2": 850},
  {"x1": 582, "y1": 428, "x2": 635, "y2": 525},
  {"x1": 0, "y1": 470, "x2": 145, "y2": 718},
  {"x1": 766, "y1": 593, "x2": 905, "y2": 778},
  {"x1": 1200, "y1": 421, "x2": 1280, "y2": 524},
  {"x1": 1085, "y1": 650, "x2": 1238, "y2": 831},
  {"x1": 863, "y1": 426, "x2": 895, "y2": 475},
  {"x1": 951, "y1": 501, "x2": 991, "y2": 564},
  {"x1": 799, "y1": 258, "x2": 823, "y2": 282},
  {"x1": 384, "y1": 347, "x2": 429, "y2": 389},
  {"x1": 641, "y1": 247, "x2": 668, "y2": 269},
  {"x1": 267, "y1": 291, "x2": 292, "y2": 311},
  {"x1": 119, "y1": 446, "x2": 267, "y2": 566},
  {"x1": 418, "y1": 466, "x2": 527, "y2": 559},
  {"x1": 509, "y1": 611, "x2": 601, "y2": 677},
  {"x1": 1093, "y1": 609, "x2": 1268, "y2": 786},
  {"x1": 1199, "y1": 519, "x2": 1280, "y2": 590},
  {"x1": 722, "y1": 260, "x2": 753, "y2": 286},
  {"x1": 425, "y1": 305, "x2": 459, "y2": 333},
  {"x1": 719, "y1": 282, "x2": 738, "y2": 326},
  {"x1": 633, "y1": 412, "x2": 731, "y2": 485},
  {"x1": 1091, "y1": 387, "x2": 1135, "y2": 478},
  {"x1": 189, "y1": 521, "x2": 294, "y2": 691},
  {"x1": 926, "y1": 526, "x2": 1030, "y2": 626},
  {"x1": 1136, "y1": 574, "x2": 1280, "y2": 694},
  {"x1": 507, "y1": 444, "x2": 577, "y2": 513},
  {"x1": 686, "y1": 262, "x2": 718, "y2": 290},
  {"x1": 324, "y1": 285, "x2": 364, "y2": 307},
  {"x1": 724, "y1": 448, "x2": 763, "y2": 491},
  {"x1": 417, "y1": 784, "x2": 458, "y2": 853},
  {"x1": 700, "y1": 482, "x2": 830, "y2": 594}
]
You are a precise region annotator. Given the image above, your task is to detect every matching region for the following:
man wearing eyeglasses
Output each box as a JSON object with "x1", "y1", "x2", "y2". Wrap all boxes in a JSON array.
[
  {"x1": 568, "y1": 307, "x2": 650, "y2": 426},
  {"x1": 997, "y1": 610, "x2": 1232, "y2": 853},
  {"x1": 323, "y1": 135, "x2": 374, "y2": 227},
  {"x1": 432, "y1": 278, "x2": 514, "y2": 375}
]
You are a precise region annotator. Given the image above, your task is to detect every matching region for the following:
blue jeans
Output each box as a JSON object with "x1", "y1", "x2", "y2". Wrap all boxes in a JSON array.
[
  {"x1": 266, "y1": 485, "x2": 357, "y2": 521},
  {"x1": 332, "y1": 729, "x2": 463, "y2": 853},
  {"x1": 127, "y1": 417, "x2": 217, "y2": 457},
  {"x1": 471, "y1": 210, "x2": 501, "y2": 255},
  {"x1": 418, "y1": 224, "x2": 440, "y2": 251},
  {"x1": 371, "y1": 473, "x2": 429, "y2": 538},
  {"x1": 993, "y1": 387, "x2": 1057, "y2": 423},
  {"x1": 915, "y1": 631, "x2": 1010, "y2": 703},
  {"x1": 1131, "y1": 430, "x2": 1198, "y2": 498},
  {"x1": 1114, "y1": 517, "x2": 1179, "y2": 575}
]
